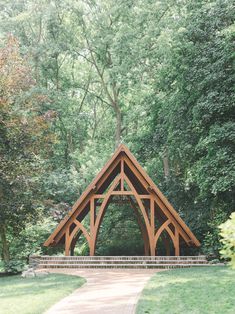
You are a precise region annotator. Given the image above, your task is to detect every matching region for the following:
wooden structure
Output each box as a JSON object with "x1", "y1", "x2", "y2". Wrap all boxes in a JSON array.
[{"x1": 44, "y1": 144, "x2": 200, "y2": 256}]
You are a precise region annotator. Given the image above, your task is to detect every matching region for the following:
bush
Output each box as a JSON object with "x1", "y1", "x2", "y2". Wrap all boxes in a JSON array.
[
  {"x1": 3, "y1": 260, "x2": 25, "y2": 274},
  {"x1": 202, "y1": 209, "x2": 228, "y2": 258},
  {"x1": 219, "y1": 212, "x2": 235, "y2": 269},
  {"x1": 3, "y1": 217, "x2": 59, "y2": 272}
]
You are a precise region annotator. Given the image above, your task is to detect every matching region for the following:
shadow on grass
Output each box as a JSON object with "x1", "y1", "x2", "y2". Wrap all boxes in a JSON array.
[
  {"x1": 0, "y1": 273, "x2": 86, "y2": 314},
  {"x1": 137, "y1": 266, "x2": 235, "y2": 314},
  {"x1": 1, "y1": 273, "x2": 85, "y2": 292}
]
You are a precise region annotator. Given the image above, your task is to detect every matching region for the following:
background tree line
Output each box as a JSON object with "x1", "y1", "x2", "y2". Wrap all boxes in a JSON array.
[{"x1": 0, "y1": 0, "x2": 234, "y2": 270}]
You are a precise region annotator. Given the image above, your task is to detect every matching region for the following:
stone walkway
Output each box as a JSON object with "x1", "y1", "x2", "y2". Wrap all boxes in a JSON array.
[{"x1": 45, "y1": 269, "x2": 160, "y2": 314}]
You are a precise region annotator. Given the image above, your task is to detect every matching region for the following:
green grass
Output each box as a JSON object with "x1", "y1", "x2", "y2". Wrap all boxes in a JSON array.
[
  {"x1": 137, "y1": 266, "x2": 235, "y2": 314},
  {"x1": 0, "y1": 273, "x2": 86, "y2": 314}
]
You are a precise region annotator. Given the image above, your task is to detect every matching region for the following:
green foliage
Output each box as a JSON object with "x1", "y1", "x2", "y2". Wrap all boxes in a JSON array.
[
  {"x1": 3, "y1": 260, "x2": 25, "y2": 274},
  {"x1": 0, "y1": 36, "x2": 54, "y2": 266},
  {"x1": 74, "y1": 242, "x2": 89, "y2": 256},
  {"x1": 2, "y1": 217, "x2": 58, "y2": 273},
  {"x1": 0, "y1": 0, "x2": 234, "y2": 260},
  {"x1": 203, "y1": 209, "x2": 228, "y2": 258},
  {"x1": 138, "y1": 0, "x2": 235, "y2": 252},
  {"x1": 10, "y1": 217, "x2": 58, "y2": 258},
  {"x1": 219, "y1": 212, "x2": 235, "y2": 269},
  {"x1": 95, "y1": 204, "x2": 144, "y2": 256}
]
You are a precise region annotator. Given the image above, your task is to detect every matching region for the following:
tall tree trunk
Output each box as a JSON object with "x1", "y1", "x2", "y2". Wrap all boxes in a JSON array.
[
  {"x1": 163, "y1": 146, "x2": 170, "y2": 178},
  {"x1": 114, "y1": 105, "x2": 121, "y2": 147},
  {"x1": 0, "y1": 224, "x2": 10, "y2": 263}
]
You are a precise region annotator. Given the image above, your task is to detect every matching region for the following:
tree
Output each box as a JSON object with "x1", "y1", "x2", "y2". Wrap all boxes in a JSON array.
[
  {"x1": 139, "y1": 0, "x2": 235, "y2": 248},
  {"x1": 0, "y1": 0, "x2": 234, "y2": 259},
  {"x1": 0, "y1": 36, "x2": 53, "y2": 264}
]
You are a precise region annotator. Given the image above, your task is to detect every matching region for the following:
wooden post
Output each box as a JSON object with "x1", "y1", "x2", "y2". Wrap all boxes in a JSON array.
[
  {"x1": 90, "y1": 198, "x2": 95, "y2": 256},
  {"x1": 90, "y1": 243, "x2": 95, "y2": 256},
  {"x1": 149, "y1": 197, "x2": 156, "y2": 256},
  {"x1": 65, "y1": 229, "x2": 70, "y2": 256},
  {"x1": 121, "y1": 158, "x2": 124, "y2": 191},
  {"x1": 175, "y1": 230, "x2": 180, "y2": 256}
]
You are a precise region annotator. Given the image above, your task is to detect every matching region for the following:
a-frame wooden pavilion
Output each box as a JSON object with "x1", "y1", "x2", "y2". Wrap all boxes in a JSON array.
[{"x1": 44, "y1": 144, "x2": 200, "y2": 256}]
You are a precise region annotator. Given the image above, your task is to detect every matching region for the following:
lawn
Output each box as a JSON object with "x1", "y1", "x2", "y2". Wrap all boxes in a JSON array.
[
  {"x1": 0, "y1": 273, "x2": 86, "y2": 314},
  {"x1": 137, "y1": 266, "x2": 235, "y2": 314}
]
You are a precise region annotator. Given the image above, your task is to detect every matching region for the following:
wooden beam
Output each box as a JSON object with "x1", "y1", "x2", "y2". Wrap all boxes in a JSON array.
[
  {"x1": 94, "y1": 193, "x2": 150, "y2": 198},
  {"x1": 111, "y1": 191, "x2": 134, "y2": 195},
  {"x1": 65, "y1": 229, "x2": 70, "y2": 256},
  {"x1": 93, "y1": 194, "x2": 106, "y2": 199},
  {"x1": 121, "y1": 157, "x2": 124, "y2": 191},
  {"x1": 149, "y1": 196, "x2": 156, "y2": 256},
  {"x1": 175, "y1": 230, "x2": 180, "y2": 256},
  {"x1": 90, "y1": 197, "x2": 95, "y2": 235}
]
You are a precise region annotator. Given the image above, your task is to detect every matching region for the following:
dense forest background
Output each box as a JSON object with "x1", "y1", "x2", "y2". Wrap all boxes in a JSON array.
[{"x1": 0, "y1": 0, "x2": 234, "y2": 269}]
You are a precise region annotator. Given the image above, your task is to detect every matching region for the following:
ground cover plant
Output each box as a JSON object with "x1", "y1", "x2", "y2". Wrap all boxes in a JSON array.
[
  {"x1": 137, "y1": 267, "x2": 235, "y2": 314},
  {"x1": 0, "y1": 273, "x2": 85, "y2": 314}
]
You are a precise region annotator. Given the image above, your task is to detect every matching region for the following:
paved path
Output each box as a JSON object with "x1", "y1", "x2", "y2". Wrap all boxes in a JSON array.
[{"x1": 45, "y1": 269, "x2": 160, "y2": 314}]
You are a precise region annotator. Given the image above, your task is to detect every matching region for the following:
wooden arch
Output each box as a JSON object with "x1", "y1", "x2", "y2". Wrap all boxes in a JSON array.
[{"x1": 44, "y1": 144, "x2": 200, "y2": 256}]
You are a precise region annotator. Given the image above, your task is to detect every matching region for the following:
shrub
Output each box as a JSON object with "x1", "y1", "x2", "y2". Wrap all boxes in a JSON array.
[
  {"x1": 202, "y1": 209, "x2": 228, "y2": 258},
  {"x1": 219, "y1": 212, "x2": 235, "y2": 269},
  {"x1": 4, "y1": 260, "x2": 25, "y2": 274},
  {"x1": 3, "y1": 217, "x2": 59, "y2": 272}
]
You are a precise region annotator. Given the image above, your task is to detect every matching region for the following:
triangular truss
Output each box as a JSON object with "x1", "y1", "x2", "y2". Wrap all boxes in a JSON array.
[{"x1": 44, "y1": 144, "x2": 200, "y2": 256}]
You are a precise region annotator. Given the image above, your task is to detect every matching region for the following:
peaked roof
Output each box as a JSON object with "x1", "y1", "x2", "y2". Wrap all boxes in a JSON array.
[{"x1": 45, "y1": 144, "x2": 200, "y2": 247}]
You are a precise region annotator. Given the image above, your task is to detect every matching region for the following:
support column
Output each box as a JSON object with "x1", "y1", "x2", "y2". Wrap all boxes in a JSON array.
[
  {"x1": 65, "y1": 229, "x2": 70, "y2": 256},
  {"x1": 149, "y1": 197, "x2": 156, "y2": 256},
  {"x1": 175, "y1": 229, "x2": 180, "y2": 256},
  {"x1": 90, "y1": 197, "x2": 95, "y2": 256},
  {"x1": 121, "y1": 158, "x2": 124, "y2": 191},
  {"x1": 90, "y1": 243, "x2": 95, "y2": 256}
]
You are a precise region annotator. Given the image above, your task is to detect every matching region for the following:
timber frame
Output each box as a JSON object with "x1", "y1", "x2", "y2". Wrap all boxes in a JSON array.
[{"x1": 44, "y1": 144, "x2": 200, "y2": 256}]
